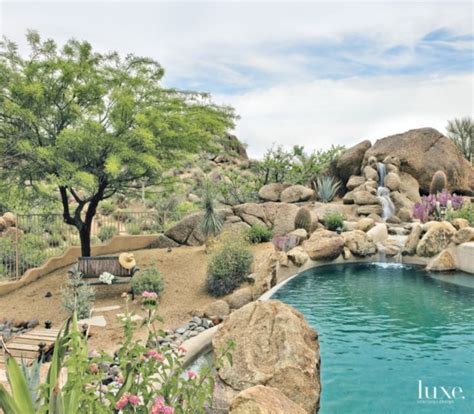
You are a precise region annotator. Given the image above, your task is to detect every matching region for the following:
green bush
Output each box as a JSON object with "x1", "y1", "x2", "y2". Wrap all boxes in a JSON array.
[
  {"x1": 247, "y1": 225, "x2": 273, "y2": 244},
  {"x1": 99, "y1": 200, "x2": 116, "y2": 216},
  {"x1": 446, "y1": 204, "x2": 474, "y2": 226},
  {"x1": 98, "y1": 225, "x2": 118, "y2": 242},
  {"x1": 131, "y1": 268, "x2": 164, "y2": 296},
  {"x1": 61, "y1": 271, "x2": 95, "y2": 319},
  {"x1": 323, "y1": 211, "x2": 345, "y2": 231},
  {"x1": 126, "y1": 222, "x2": 142, "y2": 235},
  {"x1": 207, "y1": 237, "x2": 253, "y2": 296}
]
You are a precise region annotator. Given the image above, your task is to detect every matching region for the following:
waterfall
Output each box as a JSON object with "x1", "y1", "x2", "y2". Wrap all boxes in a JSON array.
[{"x1": 376, "y1": 162, "x2": 395, "y2": 221}]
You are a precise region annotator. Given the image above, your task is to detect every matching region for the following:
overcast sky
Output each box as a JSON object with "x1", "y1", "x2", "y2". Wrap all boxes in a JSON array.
[{"x1": 1, "y1": 0, "x2": 473, "y2": 158}]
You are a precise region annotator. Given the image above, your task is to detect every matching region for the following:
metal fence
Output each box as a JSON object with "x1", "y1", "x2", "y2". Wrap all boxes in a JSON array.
[{"x1": 0, "y1": 211, "x2": 161, "y2": 281}]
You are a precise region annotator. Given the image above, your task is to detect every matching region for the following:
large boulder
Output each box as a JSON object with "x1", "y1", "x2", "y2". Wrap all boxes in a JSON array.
[
  {"x1": 399, "y1": 172, "x2": 421, "y2": 203},
  {"x1": 229, "y1": 385, "x2": 307, "y2": 414},
  {"x1": 352, "y1": 191, "x2": 380, "y2": 205},
  {"x1": 390, "y1": 191, "x2": 414, "y2": 212},
  {"x1": 426, "y1": 250, "x2": 456, "y2": 272},
  {"x1": 366, "y1": 223, "x2": 388, "y2": 243},
  {"x1": 357, "y1": 205, "x2": 383, "y2": 216},
  {"x1": 416, "y1": 222, "x2": 456, "y2": 257},
  {"x1": 303, "y1": 229, "x2": 344, "y2": 260},
  {"x1": 213, "y1": 300, "x2": 320, "y2": 413},
  {"x1": 346, "y1": 175, "x2": 366, "y2": 191},
  {"x1": 402, "y1": 223, "x2": 423, "y2": 255},
  {"x1": 313, "y1": 202, "x2": 356, "y2": 221},
  {"x1": 343, "y1": 230, "x2": 377, "y2": 257},
  {"x1": 384, "y1": 172, "x2": 401, "y2": 191},
  {"x1": 287, "y1": 246, "x2": 310, "y2": 266},
  {"x1": 147, "y1": 234, "x2": 180, "y2": 249},
  {"x1": 363, "y1": 165, "x2": 378, "y2": 182},
  {"x1": 363, "y1": 128, "x2": 474, "y2": 195},
  {"x1": 234, "y1": 203, "x2": 269, "y2": 228},
  {"x1": 203, "y1": 300, "x2": 230, "y2": 322},
  {"x1": 262, "y1": 202, "x2": 300, "y2": 236},
  {"x1": 225, "y1": 287, "x2": 253, "y2": 310},
  {"x1": 335, "y1": 140, "x2": 372, "y2": 185},
  {"x1": 280, "y1": 185, "x2": 314, "y2": 203},
  {"x1": 355, "y1": 217, "x2": 375, "y2": 232},
  {"x1": 453, "y1": 227, "x2": 474, "y2": 245},
  {"x1": 258, "y1": 183, "x2": 289, "y2": 202}
]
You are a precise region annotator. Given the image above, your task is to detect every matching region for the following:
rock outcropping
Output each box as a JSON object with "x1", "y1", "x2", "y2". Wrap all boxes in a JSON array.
[{"x1": 212, "y1": 300, "x2": 321, "y2": 413}]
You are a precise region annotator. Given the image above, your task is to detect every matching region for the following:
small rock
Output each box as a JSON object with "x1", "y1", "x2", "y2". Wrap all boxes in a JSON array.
[{"x1": 45, "y1": 291, "x2": 53, "y2": 298}]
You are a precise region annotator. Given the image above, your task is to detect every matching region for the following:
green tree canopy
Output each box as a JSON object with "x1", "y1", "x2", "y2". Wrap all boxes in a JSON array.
[{"x1": 0, "y1": 31, "x2": 235, "y2": 255}]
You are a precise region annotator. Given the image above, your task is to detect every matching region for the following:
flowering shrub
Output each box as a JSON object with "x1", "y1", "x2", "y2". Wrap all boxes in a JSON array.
[
  {"x1": 0, "y1": 293, "x2": 234, "y2": 414},
  {"x1": 412, "y1": 190, "x2": 464, "y2": 223}
]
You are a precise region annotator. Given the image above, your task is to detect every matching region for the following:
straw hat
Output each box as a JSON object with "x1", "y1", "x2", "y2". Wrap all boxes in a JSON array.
[{"x1": 119, "y1": 252, "x2": 136, "y2": 270}]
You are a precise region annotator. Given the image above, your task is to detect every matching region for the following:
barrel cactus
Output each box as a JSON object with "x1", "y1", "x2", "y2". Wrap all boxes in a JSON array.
[
  {"x1": 430, "y1": 170, "x2": 447, "y2": 195},
  {"x1": 295, "y1": 207, "x2": 312, "y2": 232}
]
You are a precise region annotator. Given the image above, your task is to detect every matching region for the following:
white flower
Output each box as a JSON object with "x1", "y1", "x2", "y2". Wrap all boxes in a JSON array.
[{"x1": 99, "y1": 272, "x2": 115, "y2": 285}]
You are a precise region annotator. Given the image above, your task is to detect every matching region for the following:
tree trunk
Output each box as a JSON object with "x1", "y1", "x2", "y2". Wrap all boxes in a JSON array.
[{"x1": 79, "y1": 222, "x2": 92, "y2": 257}]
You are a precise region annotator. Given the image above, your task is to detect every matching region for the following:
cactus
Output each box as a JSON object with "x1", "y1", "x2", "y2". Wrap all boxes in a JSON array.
[
  {"x1": 430, "y1": 170, "x2": 447, "y2": 195},
  {"x1": 295, "y1": 207, "x2": 312, "y2": 232}
]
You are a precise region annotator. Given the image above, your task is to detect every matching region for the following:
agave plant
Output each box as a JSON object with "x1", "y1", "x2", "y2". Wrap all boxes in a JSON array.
[{"x1": 314, "y1": 175, "x2": 341, "y2": 203}]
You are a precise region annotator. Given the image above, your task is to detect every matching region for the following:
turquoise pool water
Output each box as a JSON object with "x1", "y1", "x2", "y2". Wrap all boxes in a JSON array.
[{"x1": 271, "y1": 263, "x2": 474, "y2": 414}]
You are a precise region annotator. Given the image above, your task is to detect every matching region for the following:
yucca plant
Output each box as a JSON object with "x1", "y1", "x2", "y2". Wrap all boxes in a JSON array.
[
  {"x1": 314, "y1": 175, "x2": 341, "y2": 203},
  {"x1": 200, "y1": 181, "x2": 223, "y2": 245}
]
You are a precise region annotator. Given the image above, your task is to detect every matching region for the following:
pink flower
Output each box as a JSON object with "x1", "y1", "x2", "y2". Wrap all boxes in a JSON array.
[
  {"x1": 151, "y1": 396, "x2": 174, "y2": 414},
  {"x1": 187, "y1": 370, "x2": 197, "y2": 380},
  {"x1": 177, "y1": 346, "x2": 187, "y2": 354},
  {"x1": 142, "y1": 291, "x2": 158, "y2": 299},
  {"x1": 128, "y1": 394, "x2": 140, "y2": 406},
  {"x1": 115, "y1": 394, "x2": 129, "y2": 410},
  {"x1": 88, "y1": 363, "x2": 98, "y2": 374},
  {"x1": 146, "y1": 350, "x2": 164, "y2": 362}
]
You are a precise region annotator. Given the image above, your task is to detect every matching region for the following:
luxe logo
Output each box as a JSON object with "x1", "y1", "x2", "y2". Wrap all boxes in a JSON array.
[{"x1": 418, "y1": 380, "x2": 465, "y2": 403}]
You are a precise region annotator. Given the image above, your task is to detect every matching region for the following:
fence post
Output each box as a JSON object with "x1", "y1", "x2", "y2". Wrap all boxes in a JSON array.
[{"x1": 15, "y1": 214, "x2": 20, "y2": 280}]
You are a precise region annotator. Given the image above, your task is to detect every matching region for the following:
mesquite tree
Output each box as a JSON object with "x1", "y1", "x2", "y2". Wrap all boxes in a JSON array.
[{"x1": 0, "y1": 31, "x2": 234, "y2": 256}]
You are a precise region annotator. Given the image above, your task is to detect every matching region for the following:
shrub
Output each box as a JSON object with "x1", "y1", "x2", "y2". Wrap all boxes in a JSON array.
[
  {"x1": 0, "y1": 294, "x2": 234, "y2": 414},
  {"x1": 125, "y1": 222, "x2": 141, "y2": 235},
  {"x1": 47, "y1": 233, "x2": 64, "y2": 248},
  {"x1": 323, "y1": 211, "x2": 345, "y2": 231},
  {"x1": 112, "y1": 209, "x2": 130, "y2": 222},
  {"x1": 131, "y1": 268, "x2": 164, "y2": 296},
  {"x1": 207, "y1": 236, "x2": 253, "y2": 296},
  {"x1": 446, "y1": 204, "x2": 474, "y2": 226},
  {"x1": 413, "y1": 191, "x2": 464, "y2": 223},
  {"x1": 98, "y1": 225, "x2": 118, "y2": 242},
  {"x1": 430, "y1": 170, "x2": 448, "y2": 195},
  {"x1": 61, "y1": 271, "x2": 95, "y2": 319},
  {"x1": 295, "y1": 206, "x2": 312, "y2": 232},
  {"x1": 315, "y1": 175, "x2": 341, "y2": 202},
  {"x1": 99, "y1": 200, "x2": 116, "y2": 216},
  {"x1": 247, "y1": 225, "x2": 273, "y2": 244}
]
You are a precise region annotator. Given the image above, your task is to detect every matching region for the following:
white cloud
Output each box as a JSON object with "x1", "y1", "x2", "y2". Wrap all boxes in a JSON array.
[
  {"x1": 217, "y1": 73, "x2": 474, "y2": 158},
  {"x1": 1, "y1": 1, "x2": 472, "y2": 158}
]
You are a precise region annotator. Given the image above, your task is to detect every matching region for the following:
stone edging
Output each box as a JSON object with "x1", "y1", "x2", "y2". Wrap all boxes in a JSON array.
[{"x1": 0, "y1": 234, "x2": 159, "y2": 297}]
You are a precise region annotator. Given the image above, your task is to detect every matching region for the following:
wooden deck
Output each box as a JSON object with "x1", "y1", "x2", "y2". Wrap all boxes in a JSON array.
[{"x1": 0, "y1": 327, "x2": 60, "y2": 368}]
